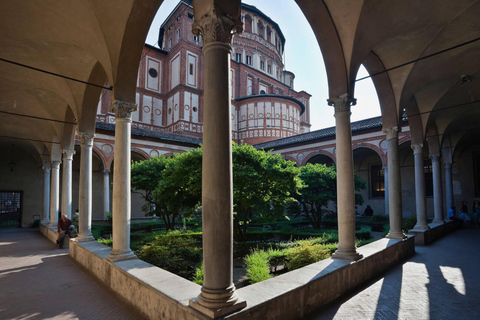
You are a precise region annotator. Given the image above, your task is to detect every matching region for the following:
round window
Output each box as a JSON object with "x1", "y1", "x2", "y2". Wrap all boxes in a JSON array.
[
  {"x1": 168, "y1": 108, "x2": 172, "y2": 115},
  {"x1": 192, "y1": 107, "x2": 198, "y2": 112},
  {"x1": 148, "y1": 68, "x2": 158, "y2": 78}
]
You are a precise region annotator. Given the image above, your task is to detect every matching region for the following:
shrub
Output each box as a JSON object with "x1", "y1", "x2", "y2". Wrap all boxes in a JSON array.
[
  {"x1": 136, "y1": 232, "x2": 202, "y2": 280},
  {"x1": 192, "y1": 264, "x2": 203, "y2": 285},
  {"x1": 266, "y1": 248, "x2": 286, "y2": 272},
  {"x1": 285, "y1": 241, "x2": 331, "y2": 271},
  {"x1": 97, "y1": 237, "x2": 113, "y2": 246},
  {"x1": 244, "y1": 250, "x2": 272, "y2": 284}
]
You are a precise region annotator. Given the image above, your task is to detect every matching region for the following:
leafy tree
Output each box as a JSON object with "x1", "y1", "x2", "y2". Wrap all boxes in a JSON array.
[
  {"x1": 233, "y1": 143, "x2": 301, "y2": 240},
  {"x1": 295, "y1": 163, "x2": 366, "y2": 229},
  {"x1": 131, "y1": 156, "x2": 173, "y2": 228}
]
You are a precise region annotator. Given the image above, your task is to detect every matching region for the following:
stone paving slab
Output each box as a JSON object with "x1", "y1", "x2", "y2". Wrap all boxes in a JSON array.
[
  {"x1": 309, "y1": 226, "x2": 480, "y2": 320},
  {"x1": 0, "y1": 228, "x2": 144, "y2": 320}
]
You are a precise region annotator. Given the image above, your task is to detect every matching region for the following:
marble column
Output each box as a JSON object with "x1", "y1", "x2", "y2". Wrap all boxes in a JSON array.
[
  {"x1": 444, "y1": 161, "x2": 454, "y2": 215},
  {"x1": 384, "y1": 127, "x2": 406, "y2": 239},
  {"x1": 383, "y1": 166, "x2": 389, "y2": 216},
  {"x1": 61, "y1": 150, "x2": 75, "y2": 220},
  {"x1": 431, "y1": 154, "x2": 445, "y2": 224},
  {"x1": 412, "y1": 144, "x2": 429, "y2": 229},
  {"x1": 328, "y1": 94, "x2": 362, "y2": 261},
  {"x1": 49, "y1": 161, "x2": 61, "y2": 227},
  {"x1": 103, "y1": 170, "x2": 110, "y2": 219},
  {"x1": 77, "y1": 133, "x2": 95, "y2": 242},
  {"x1": 42, "y1": 166, "x2": 51, "y2": 224},
  {"x1": 106, "y1": 101, "x2": 137, "y2": 262},
  {"x1": 189, "y1": 5, "x2": 246, "y2": 318}
]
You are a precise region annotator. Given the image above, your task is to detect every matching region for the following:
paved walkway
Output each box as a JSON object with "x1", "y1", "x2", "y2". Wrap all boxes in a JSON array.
[
  {"x1": 310, "y1": 226, "x2": 480, "y2": 320},
  {"x1": 0, "y1": 228, "x2": 144, "y2": 320}
]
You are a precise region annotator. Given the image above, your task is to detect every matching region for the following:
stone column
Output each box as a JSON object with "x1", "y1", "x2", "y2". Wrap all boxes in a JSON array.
[
  {"x1": 77, "y1": 133, "x2": 95, "y2": 242},
  {"x1": 61, "y1": 150, "x2": 75, "y2": 220},
  {"x1": 384, "y1": 127, "x2": 406, "y2": 239},
  {"x1": 431, "y1": 154, "x2": 445, "y2": 224},
  {"x1": 444, "y1": 161, "x2": 454, "y2": 215},
  {"x1": 189, "y1": 6, "x2": 246, "y2": 318},
  {"x1": 103, "y1": 170, "x2": 110, "y2": 219},
  {"x1": 383, "y1": 166, "x2": 389, "y2": 216},
  {"x1": 42, "y1": 166, "x2": 51, "y2": 224},
  {"x1": 328, "y1": 94, "x2": 362, "y2": 261},
  {"x1": 49, "y1": 161, "x2": 61, "y2": 227},
  {"x1": 412, "y1": 144, "x2": 429, "y2": 229},
  {"x1": 106, "y1": 101, "x2": 137, "y2": 262}
]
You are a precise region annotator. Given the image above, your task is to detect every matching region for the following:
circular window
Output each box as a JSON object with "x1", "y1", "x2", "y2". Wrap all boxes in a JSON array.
[
  {"x1": 192, "y1": 107, "x2": 198, "y2": 112},
  {"x1": 148, "y1": 68, "x2": 158, "y2": 78},
  {"x1": 168, "y1": 108, "x2": 172, "y2": 115},
  {"x1": 155, "y1": 109, "x2": 161, "y2": 116}
]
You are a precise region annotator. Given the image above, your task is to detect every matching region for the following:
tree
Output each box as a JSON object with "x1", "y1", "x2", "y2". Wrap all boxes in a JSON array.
[
  {"x1": 233, "y1": 143, "x2": 301, "y2": 240},
  {"x1": 295, "y1": 163, "x2": 366, "y2": 229},
  {"x1": 131, "y1": 156, "x2": 175, "y2": 229}
]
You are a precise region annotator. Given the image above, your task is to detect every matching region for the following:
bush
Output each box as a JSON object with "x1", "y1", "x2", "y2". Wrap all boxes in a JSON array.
[
  {"x1": 136, "y1": 231, "x2": 202, "y2": 280},
  {"x1": 266, "y1": 248, "x2": 287, "y2": 272},
  {"x1": 244, "y1": 250, "x2": 273, "y2": 284},
  {"x1": 285, "y1": 241, "x2": 331, "y2": 271},
  {"x1": 192, "y1": 264, "x2": 203, "y2": 285}
]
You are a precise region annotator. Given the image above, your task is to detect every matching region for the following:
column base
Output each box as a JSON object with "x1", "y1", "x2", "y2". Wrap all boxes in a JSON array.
[
  {"x1": 413, "y1": 223, "x2": 430, "y2": 230},
  {"x1": 332, "y1": 248, "x2": 363, "y2": 261},
  {"x1": 189, "y1": 294, "x2": 246, "y2": 319},
  {"x1": 76, "y1": 234, "x2": 95, "y2": 242},
  {"x1": 386, "y1": 231, "x2": 407, "y2": 239},
  {"x1": 431, "y1": 219, "x2": 445, "y2": 225},
  {"x1": 106, "y1": 249, "x2": 137, "y2": 262}
]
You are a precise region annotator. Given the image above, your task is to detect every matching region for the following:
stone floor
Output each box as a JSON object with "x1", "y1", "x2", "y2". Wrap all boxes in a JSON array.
[
  {"x1": 310, "y1": 225, "x2": 480, "y2": 320},
  {"x1": 1, "y1": 225, "x2": 479, "y2": 320},
  {"x1": 0, "y1": 228, "x2": 144, "y2": 320}
]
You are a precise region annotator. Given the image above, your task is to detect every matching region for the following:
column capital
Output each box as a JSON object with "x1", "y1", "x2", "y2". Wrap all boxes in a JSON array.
[
  {"x1": 110, "y1": 100, "x2": 138, "y2": 120},
  {"x1": 327, "y1": 94, "x2": 356, "y2": 114},
  {"x1": 411, "y1": 143, "x2": 423, "y2": 155},
  {"x1": 79, "y1": 132, "x2": 95, "y2": 146},
  {"x1": 383, "y1": 126, "x2": 401, "y2": 140},
  {"x1": 192, "y1": 6, "x2": 243, "y2": 45},
  {"x1": 444, "y1": 161, "x2": 452, "y2": 168},
  {"x1": 429, "y1": 153, "x2": 441, "y2": 162},
  {"x1": 62, "y1": 149, "x2": 76, "y2": 160},
  {"x1": 42, "y1": 166, "x2": 51, "y2": 173},
  {"x1": 51, "y1": 161, "x2": 61, "y2": 169},
  {"x1": 103, "y1": 169, "x2": 110, "y2": 175}
]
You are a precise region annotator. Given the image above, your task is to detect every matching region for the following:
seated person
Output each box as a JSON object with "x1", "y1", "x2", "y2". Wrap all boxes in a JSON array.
[
  {"x1": 448, "y1": 206, "x2": 464, "y2": 227},
  {"x1": 363, "y1": 205, "x2": 374, "y2": 217},
  {"x1": 56, "y1": 214, "x2": 76, "y2": 248}
]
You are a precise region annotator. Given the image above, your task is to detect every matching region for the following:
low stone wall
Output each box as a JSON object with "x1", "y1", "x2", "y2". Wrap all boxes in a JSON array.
[
  {"x1": 64, "y1": 235, "x2": 414, "y2": 320},
  {"x1": 39, "y1": 223, "x2": 71, "y2": 248},
  {"x1": 408, "y1": 220, "x2": 457, "y2": 245}
]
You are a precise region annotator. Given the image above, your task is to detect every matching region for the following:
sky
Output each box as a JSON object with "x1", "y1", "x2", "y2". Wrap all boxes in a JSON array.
[{"x1": 145, "y1": 0, "x2": 382, "y2": 131}]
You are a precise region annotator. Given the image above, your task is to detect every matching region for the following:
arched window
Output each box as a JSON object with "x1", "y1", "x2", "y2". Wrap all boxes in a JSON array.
[{"x1": 244, "y1": 15, "x2": 253, "y2": 33}]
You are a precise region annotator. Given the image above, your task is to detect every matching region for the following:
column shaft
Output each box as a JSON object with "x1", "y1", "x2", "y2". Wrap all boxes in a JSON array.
[
  {"x1": 385, "y1": 127, "x2": 406, "y2": 239},
  {"x1": 431, "y1": 154, "x2": 444, "y2": 224},
  {"x1": 61, "y1": 150, "x2": 75, "y2": 220},
  {"x1": 103, "y1": 170, "x2": 110, "y2": 219},
  {"x1": 412, "y1": 144, "x2": 428, "y2": 229},
  {"x1": 77, "y1": 133, "x2": 95, "y2": 242},
  {"x1": 42, "y1": 167, "x2": 51, "y2": 224},
  {"x1": 107, "y1": 102, "x2": 137, "y2": 261},
  {"x1": 444, "y1": 162, "x2": 454, "y2": 214},
  {"x1": 329, "y1": 95, "x2": 362, "y2": 261},
  {"x1": 383, "y1": 166, "x2": 389, "y2": 216},
  {"x1": 49, "y1": 161, "x2": 61, "y2": 227}
]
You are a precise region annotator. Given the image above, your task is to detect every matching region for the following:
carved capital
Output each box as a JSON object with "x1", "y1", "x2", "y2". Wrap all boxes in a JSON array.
[
  {"x1": 51, "y1": 161, "x2": 61, "y2": 169},
  {"x1": 43, "y1": 167, "x2": 51, "y2": 173},
  {"x1": 383, "y1": 126, "x2": 401, "y2": 140},
  {"x1": 429, "y1": 154, "x2": 441, "y2": 162},
  {"x1": 110, "y1": 100, "x2": 138, "y2": 120},
  {"x1": 192, "y1": 6, "x2": 243, "y2": 45},
  {"x1": 411, "y1": 144, "x2": 423, "y2": 155},
  {"x1": 327, "y1": 94, "x2": 356, "y2": 114},
  {"x1": 62, "y1": 149, "x2": 76, "y2": 160},
  {"x1": 79, "y1": 132, "x2": 95, "y2": 146},
  {"x1": 103, "y1": 169, "x2": 110, "y2": 175}
]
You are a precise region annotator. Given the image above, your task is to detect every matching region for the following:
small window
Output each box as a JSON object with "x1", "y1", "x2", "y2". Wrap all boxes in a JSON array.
[
  {"x1": 193, "y1": 35, "x2": 199, "y2": 44},
  {"x1": 192, "y1": 107, "x2": 198, "y2": 112},
  {"x1": 168, "y1": 38, "x2": 172, "y2": 50},
  {"x1": 246, "y1": 55, "x2": 252, "y2": 66},
  {"x1": 168, "y1": 108, "x2": 172, "y2": 115},
  {"x1": 148, "y1": 68, "x2": 158, "y2": 78},
  {"x1": 189, "y1": 63, "x2": 194, "y2": 75},
  {"x1": 267, "y1": 65, "x2": 272, "y2": 74},
  {"x1": 235, "y1": 53, "x2": 242, "y2": 63},
  {"x1": 188, "y1": 12, "x2": 194, "y2": 19},
  {"x1": 260, "y1": 61, "x2": 265, "y2": 70},
  {"x1": 176, "y1": 29, "x2": 180, "y2": 41},
  {"x1": 260, "y1": 90, "x2": 266, "y2": 95},
  {"x1": 370, "y1": 164, "x2": 385, "y2": 198}
]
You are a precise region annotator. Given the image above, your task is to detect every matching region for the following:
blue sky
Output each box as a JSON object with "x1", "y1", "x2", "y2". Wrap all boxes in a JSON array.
[{"x1": 146, "y1": 0, "x2": 381, "y2": 131}]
